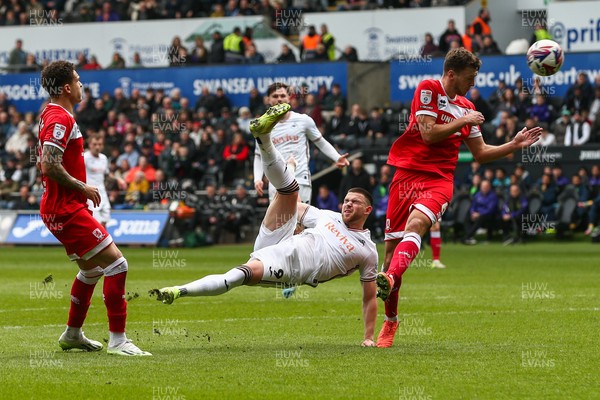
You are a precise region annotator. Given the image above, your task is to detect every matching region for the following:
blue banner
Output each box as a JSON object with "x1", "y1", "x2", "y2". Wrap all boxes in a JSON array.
[
  {"x1": 0, "y1": 62, "x2": 348, "y2": 114},
  {"x1": 5, "y1": 211, "x2": 169, "y2": 245},
  {"x1": 391, "y1": 52, "x2": 600, "y2": 103}
]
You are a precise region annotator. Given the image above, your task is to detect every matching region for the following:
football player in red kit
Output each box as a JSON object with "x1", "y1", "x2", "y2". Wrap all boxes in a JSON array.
[
  {"x1": 38, "y1": 61, "x2": 150, "y2": 356},
  {"x1": 376, "y1": 49, "x2": 542, "y2": 347}
]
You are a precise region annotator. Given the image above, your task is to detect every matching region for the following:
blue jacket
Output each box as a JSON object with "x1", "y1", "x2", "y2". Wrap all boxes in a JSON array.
[{"x1": 470, "y1": 190, "x2": 499, "y2": 216}]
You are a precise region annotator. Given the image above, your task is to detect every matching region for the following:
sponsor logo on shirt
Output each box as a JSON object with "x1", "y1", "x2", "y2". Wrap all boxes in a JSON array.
[
  {"x1": 420, "y1": 90, "x2": 432, "y2": 105},
  {"x1": 53, "y1": 124, "x2": 66, "y2": 140},
  {"x1": 324, "y1": 222, "x2": 355, "y2": 253},
  {"x1": 272, "y1": 134, "x2": 299, "y2": 145},
  {"x1": 438, "y1": 96, "x2": 448, "y2": 110}
]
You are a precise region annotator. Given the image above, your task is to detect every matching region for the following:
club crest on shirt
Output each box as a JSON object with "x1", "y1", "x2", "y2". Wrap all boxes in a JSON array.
[
  {"x1": 420, "y1": 90, "x2": 432, "y2": 105},
  {"x1": 438, "y1": 96, "x2": 448, "y2": 110},
  {"x1": 52, "y1": 124, "x2": 66, "y2": 140}
]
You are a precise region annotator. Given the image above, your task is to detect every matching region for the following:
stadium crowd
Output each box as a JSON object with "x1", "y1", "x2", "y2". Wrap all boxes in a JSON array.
[{"x1": 1, "y1": 67, "x2": 600, "y2": 243}]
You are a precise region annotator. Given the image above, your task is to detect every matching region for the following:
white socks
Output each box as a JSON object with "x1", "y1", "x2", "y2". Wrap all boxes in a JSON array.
[
  {"x1": 178, "y1": 266, "x2": 253, "y2": 296},
  {"x1": 109, "y1": 332, "x2": 126, "y2": 347}
]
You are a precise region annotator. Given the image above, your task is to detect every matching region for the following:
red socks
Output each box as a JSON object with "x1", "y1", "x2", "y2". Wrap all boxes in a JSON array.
[
  {"x1": 103, "y1": 271, "x2": 127, "y2": 333},
  {"x1": 430, "y1": 231, "x2": 441, "y2": 261},
  {"x1": 67, "y1": 278, "x2": 97, "y2": 328},
  {"x1": 387, "y1": 232, "x2": 421, "y2": 283}
]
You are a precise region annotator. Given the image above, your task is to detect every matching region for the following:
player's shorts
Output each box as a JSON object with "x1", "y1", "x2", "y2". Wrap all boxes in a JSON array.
[
  {"x1": 42, "y1": 207, "x2": 113, "y2": 261},
  {"x1": 268, "y1": 183, "x2": 311, "y2": 204},
  {"x1": 250, "y1": 214, "x2": 318, "y2": 287},
  {"x1": 87, "y1": 194, "x2": 111, "y2": 225},
  {"x1": 384, "y1": 168, "x2": 453, "y2": 241}
]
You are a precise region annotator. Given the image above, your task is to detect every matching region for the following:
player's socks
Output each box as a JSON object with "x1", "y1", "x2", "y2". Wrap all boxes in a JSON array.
[
  {"x1": 430, "y1": 231, "x2": 441, "y2": 261},
  {"x1": 103, "y1": 257, "x2": 128, "y2": 335},
  {"x1": 177, "y1": 266, "x2": 253, "y2": 297},
  {"x1": 66, "y1": 266, "x2": 103, "y2": 328},
  {"x1": 384, "y1": 282, "x2": 400, "y2": 320},
  {"x1": 387, "y1": 232, "x2": 421, "y2": 283}
]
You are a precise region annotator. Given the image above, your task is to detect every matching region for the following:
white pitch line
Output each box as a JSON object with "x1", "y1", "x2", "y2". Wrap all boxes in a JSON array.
[{"x1": 2, "y1": 307, "x2": 598, "y2": 330}]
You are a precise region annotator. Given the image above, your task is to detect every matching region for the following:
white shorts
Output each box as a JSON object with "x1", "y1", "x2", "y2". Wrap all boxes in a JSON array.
[
  {"x1": 87, "y1": 195, "x2": 111, "y2": 225},
  {"x1": 250, "y1": 215, "x2": 318, "y2": 287},
  {"x1": 268, "y1": 183, "x2": 312, "y2": 204}
]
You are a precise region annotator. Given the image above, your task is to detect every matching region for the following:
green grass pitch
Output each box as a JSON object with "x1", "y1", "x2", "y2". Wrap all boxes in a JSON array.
[{"x1": 0, "y1": 243, "x2": 598, "y2": 399}]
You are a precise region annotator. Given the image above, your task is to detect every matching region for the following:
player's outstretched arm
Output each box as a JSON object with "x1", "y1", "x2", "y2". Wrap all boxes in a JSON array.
[
  {"x1": 361, "y1": 280, "x2": 377, "y2": 347},
  {"x1": 41, "y1": 144, "x2": 101, "y2": 207},
  {"x1": 465, "y1": 126, "x2": 542, "y2": 164},
  {"x1": 306, "y1": 117, "x2": 349, "y2": 168},
  {"x1": 418, "y1": 112, "x2": 485, "y2": 145}
]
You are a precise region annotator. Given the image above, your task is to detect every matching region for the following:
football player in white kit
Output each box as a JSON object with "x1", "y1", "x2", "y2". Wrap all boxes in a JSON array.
[
  {"x1": 152, "y1": 103, "x2": 378, "y2": 347},
  {"x1": 84, "y1": 135, "x2": 110, "y2": 226},
  {"x1": 253, "y1": 83, "x2": 349, "y2": 204}
]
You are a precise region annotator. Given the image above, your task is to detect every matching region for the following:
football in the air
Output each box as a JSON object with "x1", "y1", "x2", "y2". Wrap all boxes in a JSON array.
[{"x1": 526, "y1": 39, "x2": 564, "y2": 76}]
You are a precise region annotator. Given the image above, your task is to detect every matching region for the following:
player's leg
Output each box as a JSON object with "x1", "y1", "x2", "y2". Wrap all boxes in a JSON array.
[
  {"x1": 376, "y1": 237, "x2": 401, "y2": 348},
  {"x1": 430, "y1": 221, "x2": 446, "y2": 269},
  {"x1": 150, "y1": 259, "x2": 266, "y2": 305},
  {"x1": 86, "y1": 242, "x2": 151, "y2": 356},
  {"x1": 58, "y1": 261, "x2": 104, "y2": 352}
]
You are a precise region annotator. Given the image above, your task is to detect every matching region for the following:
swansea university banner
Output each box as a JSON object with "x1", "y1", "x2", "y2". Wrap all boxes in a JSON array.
[
  {"x1": 391, "y1": 52, "x2": 600, "y2": 103},
  {"x1": 0, "y1": 62, "x2": 348, "y2": 114}
]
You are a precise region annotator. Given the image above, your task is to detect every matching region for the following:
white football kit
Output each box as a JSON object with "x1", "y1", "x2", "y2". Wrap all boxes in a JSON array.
[
  {"x1": 253, "y1": 111, "x2": 341, "y2": 203},
  {"x1": 250, "y1": 206, "x2": 378, "y2": 287},
  {"x1": 84, "y1": 151, "x2": 111, "y2": 224}
]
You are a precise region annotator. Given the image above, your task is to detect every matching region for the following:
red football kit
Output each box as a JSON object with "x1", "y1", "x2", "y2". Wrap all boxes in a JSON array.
[
  {"x1": 38, "y1": 103, "x2": 112, "y2": 260},
  {"x1": 385, "y1": 79, "x2": 481, "y2": 239}
]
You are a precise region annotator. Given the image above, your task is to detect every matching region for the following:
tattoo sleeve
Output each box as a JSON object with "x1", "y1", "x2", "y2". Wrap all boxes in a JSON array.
[{"x1": 41, "y1": 144, "x2": 86, "y2": 192}]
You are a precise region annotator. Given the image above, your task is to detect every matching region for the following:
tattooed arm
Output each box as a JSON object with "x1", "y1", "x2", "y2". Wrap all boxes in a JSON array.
[{"x1": 41, "y1": 144, "x2": 101, "y2": 207}]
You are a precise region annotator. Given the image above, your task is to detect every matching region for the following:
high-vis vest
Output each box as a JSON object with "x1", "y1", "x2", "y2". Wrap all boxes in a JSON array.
[
  {"x1": 469, "y1": 17, "x2": 491, "y2": 36},
  {"x1": 224, "y1": 33, "x2": 242, "y2": 53},
  {"x1": 534, "y1": 29, "x2": 552, "y2": 41},
  {"x1": 302, "y1": 34, "x2": 321, "y2": 51},
  {"x1": 321, "y1": 32, "x2": 335, "y2": 60}
]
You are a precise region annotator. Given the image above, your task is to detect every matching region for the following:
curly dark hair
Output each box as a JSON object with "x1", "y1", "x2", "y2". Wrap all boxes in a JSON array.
[
  {"x1": 40, "y1": 61, "x2": 75, "y2": 98},
  {"x1": 443, "y1": 48, "x2": 481, "y2": 74}
]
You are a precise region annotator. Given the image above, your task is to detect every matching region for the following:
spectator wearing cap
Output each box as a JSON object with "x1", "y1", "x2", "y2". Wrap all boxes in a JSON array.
[
  {"x1": 439, "y1": 19, "x2": 463, "y2": 54},
  {"x1": 224, "y1": 27, "x2": 245, "y2": 64}
]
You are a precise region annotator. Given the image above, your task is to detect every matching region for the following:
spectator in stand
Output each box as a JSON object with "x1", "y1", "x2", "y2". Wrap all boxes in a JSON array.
[
  {"x1": 131, "y1": 52, "x2": 144, "y2": 68},
  {"x1": 551, "y1": 108, "x2": 571, "y2": 145},
  {"x1": 492, "y1": 167, "x2": 510, "y2": 195},
  {"x1": 195, "y1": 87, "x2": 216, "y2": 115},
  {"x1": 320, "y1": 24, "x2": 336, "y2": 61},
  {"x1": 469, "y1": 88, "x2": 493, "y2": 121},
  {"x1": 495, "y1": 89, "x2": 519, "y2": 118},
  {"x1": 420, "y1": 33, "x2": 439, "y2": 56},
  {"x1": 530, "y1": 23, "x2": 552, "y2": 45},
  {"x1": 224, "y1": 27, "x2": 245, "y2": 64},
  {"x1": 589, "y1": 87, "x2": 600, "y2": 123},
  {"x1": 242, "y1": 27, "x2": 255, "y2": 50},
  {"x1": 5, "y1": 121, "x2": 31, "y2": 158},
  {"x1": 238, "y1": 0, "x2": 254, "y2": 15},
  {"x1": 501, "y1": 184, "x2": 528, "y2": 245},
  {"x1": 300, "y1": 25, "x2": 321, "y2": 61},
  {"x1": 213, "y1": 88, "x2": 232, "y2": 117},
  {"x1": 197, "y1": 183, "x2": 225, "y2": 244},
  {"x1": 116, "y1": 142, "x2": 140, "y2": 168},
  {"x1": 190, "y1": 36, "x2": 209, "y2": 64},
  {"x1": 210, "y1": 3, "x2": 225, "y2": 17},
  {"x1": 107, "y1": 52, "x2": 126, "y2": 69},
  {"x1": 565, "y1": 72, "x2": 595, "y2": 108},
  {"x1": 314, "y1": 44, "x2": 329, "y2": 61},
  {"x1": 168, "y1": 36, "x2": 185, "y2": 66},
  {"x1": 438, "y1": 19, "x2": 463, "y2": 54},
  {"x1": 528, "y1": 94, "x2": 552, "y2": 125},
  {"x1": 97, "y1": 2, "x2": 120, "y2": 22},
  {"x1": 462, "y1": 23, "x2": 474, "y2": 52},
  {"x1": 327, "y1": 104, "x2": 351, "y2": 139},
  {"x1": 469, "y1": 8, "x2": 492, "y2": 52},
  {"x1": 209, "y1": 31, "x2": 225, "y2": 64},
  {"x1": 0, "y1": 158, "x2": 22, "y2": 199},
  {"x1": 551, "y1": 165, "x2": 570, "y2": 191},
  {"x1": 534, "y1": 126, "x2": 557, "y2": 147},
  {"x1": 571, "y1": 174, "x2": 591, "y2": 227},
  {"x1": 368, "y1": 107, "x2": 388, "y2": 139},
  {"x1": 347, "y1": 104, "x2": 371, "y2": 142},
  {"x1": 247, "y1": 88, "x2": 265, "y2": 116},
  {"x1": 566, "y1": 87, "x2": 591, "y2": 116},
  {"x1": 276, "y1": 44, "x2": 297, "y2": 63},
  {"x1": 565, "y1": 111, "x2": 592, "y2": 146},
  {"x1": 237, "y1": 107, "x2": 252, "y2": 135},
  {"x1": 302, "y1": 94, "x2": 324, "y2": 129},
  {"x1": 124, "y1": 171, "x2": 149, "y2": 207},
  {"x1": 464, "y1": 180, "x2": 498, "y2": 244},
  {"x1": 125, "y1": 156, "x2": 157, "y2": 184},
  {"x1": 316, "y1": 184, "x2": 339, "y2": 212},
  {"x1": 338, "y1": 46, "x2": 359, "y2": 62},
  {"x1": 488, "y1": 80, "x2": 507, "y2": 108},
  {"x1": 480, "y1": 35, "x2": 501, "y2": 55},
  {"x1": 12, "y1": 185, "x2": 39, "y2": 210},
  {"x1": 536, "y1": 173, "x2": 558, "y2": 221},
  {"x1": 21, "y1": 54, "x2": 41, "y2": 72},
  {"x1": 338, "y1": 158, "x2": 372, "y2": 206},
  {"x1": 8, "y1": 39, "x2": 27, "y2": 72},
  {"x1": 322, "y1": 83, "x2": 347, "y2": 111},
  {"x1": 222, "y1": 132, "x2": 250, "y2": 186},
  {"x1": 244, "y1": 43, "x2": 265, "y2": 64},
  {"x1": 82, "y1": 55, "x2": 102, "y2": 70}
]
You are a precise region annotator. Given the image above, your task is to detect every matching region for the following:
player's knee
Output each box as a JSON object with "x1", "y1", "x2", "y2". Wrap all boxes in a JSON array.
[
  {"x1": 103, "y1": 256, "x2": 128, "y2": 276},
  {"x1": 76, "y1": 266, "x2": 104, "y2": 285},
  {"x1": 405, "y1": 218, "x2": 429, "y2": 237}
]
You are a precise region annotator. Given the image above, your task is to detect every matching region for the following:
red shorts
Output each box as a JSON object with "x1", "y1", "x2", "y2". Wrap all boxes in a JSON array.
[
  {"x1": 42, "y1": 207, "x2": 113, "y2": 261},
  {"x1": 384, "y1": 168, "x2": 453, "y2": 241}
]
